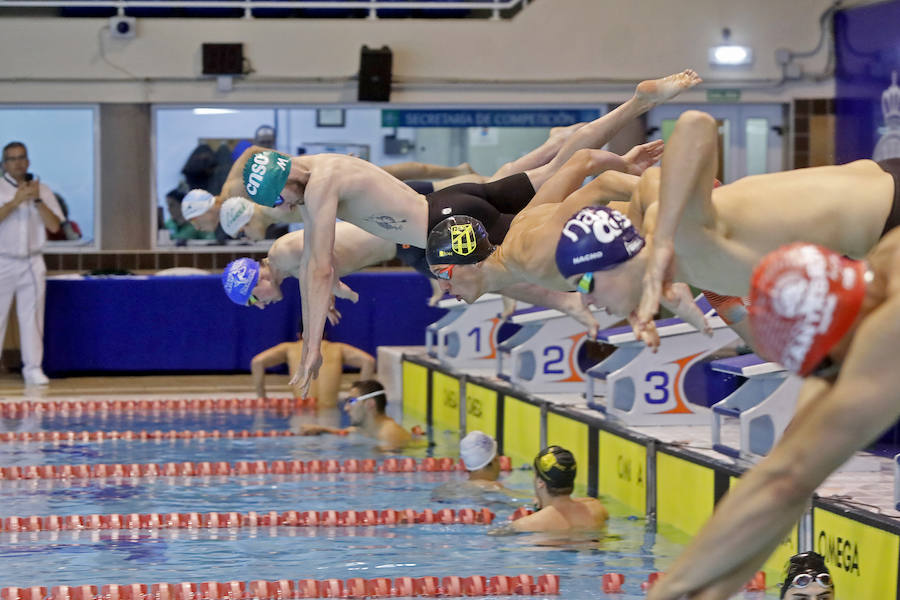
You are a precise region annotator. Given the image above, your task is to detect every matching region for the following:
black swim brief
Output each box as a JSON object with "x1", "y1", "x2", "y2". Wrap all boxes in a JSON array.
[
  {"x1": 425, "y1": 173, "x2": 536, "y2": 245},
  {"x1": 395, "y1": 243, "x2": 434, "y2": 278},
  {"x1": 878, "y1": 158, "x2": 900, "y2": 237},
  {"x1": 405, "y1": 180, "x2": 435, "y2": 195}
]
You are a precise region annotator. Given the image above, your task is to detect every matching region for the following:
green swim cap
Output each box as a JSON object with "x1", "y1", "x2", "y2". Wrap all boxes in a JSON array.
[{"x1": 243, "y1": 150, "x2": 292, "y2": 207}]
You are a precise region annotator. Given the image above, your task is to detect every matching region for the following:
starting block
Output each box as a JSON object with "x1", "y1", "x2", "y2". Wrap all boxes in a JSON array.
[
  {"x1": 710, "y1": 354, "x2": 802, "y2": 460},
  {"x1": 425, "y1": 294, "x2": 516, "y2": 370},
  {"x1": 496, "y1": 306, "x2": 619, "y2": 394},
  {"x1": 586, "y1": 298, "x2": 741, "y2": 426}
]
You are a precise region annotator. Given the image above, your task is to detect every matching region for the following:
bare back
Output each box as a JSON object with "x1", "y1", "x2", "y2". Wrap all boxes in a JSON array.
[
  {"x1": 515, "y1": 497, "x2": 608, "y2": 532},
  {"x1": 668, "y1": 160, "x2": 894, "y2": 296},
  {"x1": 300, "y1": 154, "x2": 429, "y2": 247},
  {"x1": 268, "y1": 223, "x2": 397, "y2": 279}
]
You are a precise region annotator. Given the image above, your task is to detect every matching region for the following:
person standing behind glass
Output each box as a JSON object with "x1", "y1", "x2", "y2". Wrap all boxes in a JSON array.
[{"x1": 0, "y1": 142, "x2": 63, "y2": 386}]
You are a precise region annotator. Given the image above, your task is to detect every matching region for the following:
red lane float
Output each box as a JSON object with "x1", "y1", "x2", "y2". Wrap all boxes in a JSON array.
[
  {"x1": 0, "y1": 508, "x2": 495, "y2": 532},
  {"x1": 0, "y1": 458, "x2": 512, "y2": 481},
  {"x1": 0, "y1": 398, "x2": 315, "y2": 417},
  {"x1": 601, "y1": 573, "x2": 625, "y2": 593}
]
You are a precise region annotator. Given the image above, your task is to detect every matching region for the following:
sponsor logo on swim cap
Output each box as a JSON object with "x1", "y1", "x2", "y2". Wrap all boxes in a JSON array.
[
  {"x1": 573, "y1": 251, "x2": 605, "y2": 264},
  {"x1": 225, "y1": 262, "x2": 253, "y2": 295},
  {"x1": 245, "y1": 151, "x2": 291, "y2": 198},
  {"x1": 450, "y1": 223, "x2": 477, "y2": 256},
  {"x1": 245, "y1": 152, "x2": 270, "y2": 197}
]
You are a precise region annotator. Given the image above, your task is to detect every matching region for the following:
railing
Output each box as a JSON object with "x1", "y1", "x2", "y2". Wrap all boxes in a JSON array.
[{"x1": 0, "y1": 0, "x2": 529, "y2": 19}]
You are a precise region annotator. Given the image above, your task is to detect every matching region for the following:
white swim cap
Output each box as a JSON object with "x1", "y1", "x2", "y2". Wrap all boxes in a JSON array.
[
  {"x1": 181, "y1": 189, "x2": 215, "y2": 220},
  {"x1": 220, "y1": 196, "x2": 255, "y2": 238},
  {"x1": 460, "y1": 430, "x2": 497, "y2": 471}
]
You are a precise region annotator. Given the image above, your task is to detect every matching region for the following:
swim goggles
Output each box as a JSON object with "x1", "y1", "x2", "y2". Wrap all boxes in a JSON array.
[
  {"x1": 433, "y1": 265, "x2": 455, "y2": 281},
  {"x1": 274, "y1": 195, "x2": 285, "y2": 207},
  {"x1": 345, "y1": 389, "x2": 386, "y2": 405},
  {"x1": 787, "y1": 572, "x2": 832, "y2": 590},
  {"x1": 576, "y1": 272, "x2": 594, "y2": 294},
  {"x1": 247, "y1": 294, "x2": 260, "y2": 307}
]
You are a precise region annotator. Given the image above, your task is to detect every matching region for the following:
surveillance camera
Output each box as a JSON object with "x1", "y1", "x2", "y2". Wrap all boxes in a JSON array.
[{"x1": 109, "y1": 16, "x2": 136, "y2": 39}]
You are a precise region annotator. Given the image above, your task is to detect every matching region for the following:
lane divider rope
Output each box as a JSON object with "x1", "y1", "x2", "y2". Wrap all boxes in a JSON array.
[
  {"x1": 0, "y1": 398, "x2": 314, "y2": 416},
  {"x1": 0, "y1": 507, "x2": 496, "y2": 532},
  {"x1": 1, "y1": 573, "x2": 560, "y2": 599},
  {"x1": 0, "y1": 457, "x2": 513, "y2": 481}
]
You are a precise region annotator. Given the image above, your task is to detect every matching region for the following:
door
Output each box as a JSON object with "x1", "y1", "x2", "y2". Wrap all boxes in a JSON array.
[{"x1": 647, "y1": 104, "x2": 787, "y2": 184}]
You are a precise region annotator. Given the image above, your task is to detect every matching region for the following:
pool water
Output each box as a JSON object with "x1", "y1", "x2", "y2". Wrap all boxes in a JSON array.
[{"x1": 0, "y1": 403, "x2": 780, "y2": 598}]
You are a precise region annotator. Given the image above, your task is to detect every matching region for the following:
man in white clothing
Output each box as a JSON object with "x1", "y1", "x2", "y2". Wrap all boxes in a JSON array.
[{"x1": 0, "y1": 142, "x2": 63, "y2": 386}]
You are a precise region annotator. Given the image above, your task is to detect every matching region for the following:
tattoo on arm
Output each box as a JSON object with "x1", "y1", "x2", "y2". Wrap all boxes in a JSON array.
[{"x1": 364, "y1": 215, "x2": 408, "y2": 231}]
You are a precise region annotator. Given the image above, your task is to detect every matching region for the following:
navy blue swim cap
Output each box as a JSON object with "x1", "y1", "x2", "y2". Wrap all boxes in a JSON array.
[
  {"x1": 555, "y1": 206, "x2": 645, "y2": 278},
  {"x1": 222, "y1": 258, "x2": 260, "y2": 306}
]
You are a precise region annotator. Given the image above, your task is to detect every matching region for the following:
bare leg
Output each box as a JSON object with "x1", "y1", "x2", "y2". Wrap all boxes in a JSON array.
[
  {"x1": 489, "y1": 122, "x2": 588, "y2": 181},
  {"x1": 526, "y1": 69, "x2": 702, "y2": 191},
  {"x1": 626, "y1": 166, "x2": 661, "y2": 231},
  {"x1": 381, "y1": 161, "x2": 477, "y2": 181}
]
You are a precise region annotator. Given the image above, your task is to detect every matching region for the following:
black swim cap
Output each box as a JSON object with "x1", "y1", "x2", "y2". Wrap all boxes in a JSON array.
[
  {"x1": 533, "y1": 446, "x2": 576, "y2": 490},
  {"x1": 426, "y1": 215, "x2": 495, "y2": 266},
  {"x1": 780, "y1": 552, "x2": 831, "y2": 598}
]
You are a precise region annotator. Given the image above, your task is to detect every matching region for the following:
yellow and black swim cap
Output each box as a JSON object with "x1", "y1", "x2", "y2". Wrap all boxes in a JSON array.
[
  {"x1": 533, "y1": 446, "x2": 576, "y2": 489},
  {"x1": 426, "y1": 215, "x2": 494, "y2": 266}
]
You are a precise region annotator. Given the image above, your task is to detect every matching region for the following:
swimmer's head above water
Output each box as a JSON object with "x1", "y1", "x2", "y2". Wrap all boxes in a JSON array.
[
  {"x1": 749, "y1": 242, "x2": 871, "y2": 376},
  {"x1": 533, "y1": 445, "x2": 576, "y2": 498},
  {"x1": 780, "y1": 552, "x2": 833, "y2": 599},
  {"x1": 243, "y1": 150, "x2": 292, "y2": 208}
]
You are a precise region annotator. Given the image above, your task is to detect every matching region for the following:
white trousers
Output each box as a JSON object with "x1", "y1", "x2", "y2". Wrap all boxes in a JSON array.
[{"x1": 0, "y1": 255, "x2": 46, "y2": 372}]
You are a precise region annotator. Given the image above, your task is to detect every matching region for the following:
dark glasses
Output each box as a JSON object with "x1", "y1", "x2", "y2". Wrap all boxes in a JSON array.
[
  {"x1": 576, "y1": 272, "x2": 594, "y2": 294},
  {"x1": 434, "y1": 265, "x2": 455, "y2": 281},
  {"x1": 789, "y1": 572, "x2": 832, "y2": 590}
]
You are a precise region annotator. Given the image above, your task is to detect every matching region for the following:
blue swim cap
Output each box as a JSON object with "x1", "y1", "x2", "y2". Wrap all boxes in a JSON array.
[
  {"x1": 555, "y1": 206, "x2": 645, "y2": 277},
  {"x1": 222, "y1": 258, "x2": 260, "y2": 306}
]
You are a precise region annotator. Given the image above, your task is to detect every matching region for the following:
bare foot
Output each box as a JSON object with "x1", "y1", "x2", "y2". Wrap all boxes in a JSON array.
[
  {"x1": 634, "y1": 69, "x2": 702, "y2": 108},
  {"x1": 623, "y1": 140, "x2": 665, "y2": 175}
]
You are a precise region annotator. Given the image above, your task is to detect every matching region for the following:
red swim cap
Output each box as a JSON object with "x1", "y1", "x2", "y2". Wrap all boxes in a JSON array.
[{"x1": 749, "y1": 243, "x2": 868, "y2": 375}]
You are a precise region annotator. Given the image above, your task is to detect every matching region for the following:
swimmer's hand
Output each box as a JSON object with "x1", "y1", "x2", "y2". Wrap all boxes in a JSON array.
[
  {"x1": 622, "y1": 139, "x2": 665, "y2": 175},
  {"x1": 332, "y1": 280, "x2": 359, "y2": 303},
  {"x1": 661, "y1": 282, "x2": 712, "y2": 337},
  {"x1": 327, "y1": 304, "x2": 342, "y2": 326},
  {"x1": 499, "y1": 297, "x2": 517, "y2": 323},
  {"x1": 636, "y1": 236, "x2": 675, "y2": 337},
  {"x1": 290, "y1": 349, "x2": 323, "y2": 395}
]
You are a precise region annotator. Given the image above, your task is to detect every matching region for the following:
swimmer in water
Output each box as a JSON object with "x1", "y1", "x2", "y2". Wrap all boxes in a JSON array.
[
  {"x1": 431, "y1": 431, "x2": 529, "y2": 504},
  {"x1": 647, "y1": 232, "x2": 900, "y2": 599},
  {"x1": 250, "y1": 322, "x2": 374, "y2": 406},
  {"x1": 491, "y1": 446, "x2": 607, "y2": 535},
  {"x1": 299, "y1": 380, "x2": 412, "y2": 451},
  {"x1": 779, "y1": 552, "x2": 834, "y2": 600}
]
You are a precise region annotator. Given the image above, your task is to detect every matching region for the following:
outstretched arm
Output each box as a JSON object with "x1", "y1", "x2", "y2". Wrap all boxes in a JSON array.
[
  {"x1": 499, "y1": 283, "x2": 600, "y2": 339},
  {"x1": 292, "y1": 177, "x2": 340, "y2": 395},
  {"x1": 636, "y1": 110, "x2": 719, "y2": 331},
  {"x1": 648, "y1": 295, "x2": 900, "y2": 599},
  {"x1": 250, "y1": 343, "x2": 290, "y2": 399}
]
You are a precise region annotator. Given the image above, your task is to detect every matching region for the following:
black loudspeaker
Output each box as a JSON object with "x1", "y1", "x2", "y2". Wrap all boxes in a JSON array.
[
  {"x1": 202, "y1": 43, "x2": 244, "y2": 76},
  {"x1": 358, "y1": 45, "x2": 392, "y2": 102}
]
